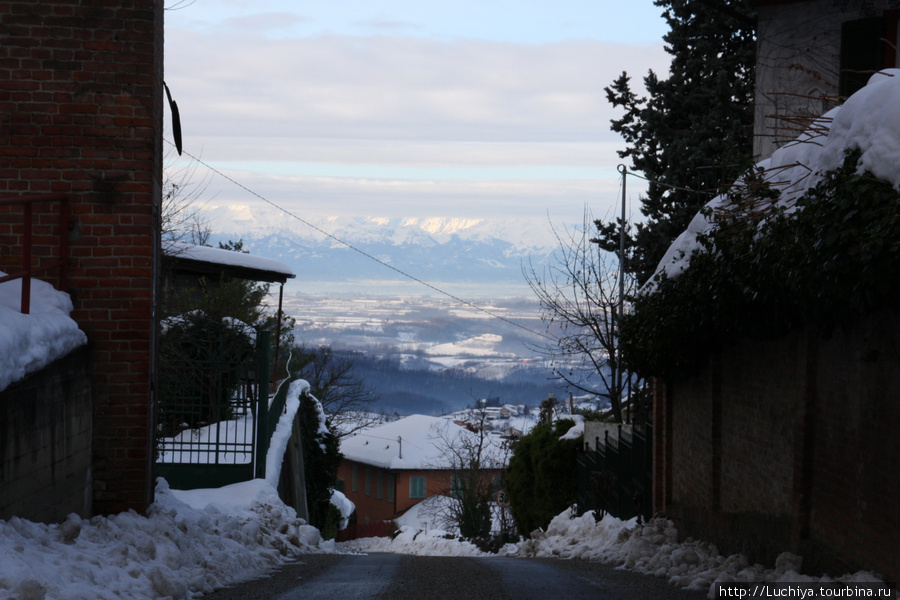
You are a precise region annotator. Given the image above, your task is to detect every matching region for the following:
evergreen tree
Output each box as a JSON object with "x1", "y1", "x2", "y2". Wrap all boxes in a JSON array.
[
  {"x1": 598, "y1": 0, "x2": 757, "y2": 284},
  {"x1": 506, "y1": 419, "x2": 579, "y2": 534}
]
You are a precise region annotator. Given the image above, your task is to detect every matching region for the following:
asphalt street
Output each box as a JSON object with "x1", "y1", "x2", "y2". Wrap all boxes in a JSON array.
[{"x1": 200, "y1": 553, "x2": 710, "y2": 600}]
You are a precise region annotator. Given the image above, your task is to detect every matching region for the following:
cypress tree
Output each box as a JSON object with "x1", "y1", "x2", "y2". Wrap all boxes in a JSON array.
[{"x1": 598, "y1": 0, "x2": 757, "y2": 284}]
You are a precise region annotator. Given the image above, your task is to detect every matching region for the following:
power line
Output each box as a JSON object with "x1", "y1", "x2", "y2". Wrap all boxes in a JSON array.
[
  {"x1": 164, "y1": 140, "x2": 556, "y2": 342},
  {"x1": 625, "y1": 169, "x2": 718, "y2": 197}
]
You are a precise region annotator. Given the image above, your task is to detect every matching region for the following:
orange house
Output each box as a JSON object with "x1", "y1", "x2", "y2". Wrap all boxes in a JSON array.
[{"x1": 336, "y1": 415, "x2": 504, "y2": 531}]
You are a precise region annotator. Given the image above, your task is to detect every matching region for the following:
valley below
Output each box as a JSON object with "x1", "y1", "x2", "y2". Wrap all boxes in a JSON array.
[{"x1": 281, "y1": 292, "x2": 597, "y2": 416}]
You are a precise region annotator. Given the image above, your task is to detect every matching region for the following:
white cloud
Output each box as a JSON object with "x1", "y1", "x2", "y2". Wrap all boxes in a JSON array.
[
  {"x1": 163, "y1": 21, "x2": 664, "y2": 233},
  {"x1": 166, "y1": 32, "x2": 669, "y2": 145}
]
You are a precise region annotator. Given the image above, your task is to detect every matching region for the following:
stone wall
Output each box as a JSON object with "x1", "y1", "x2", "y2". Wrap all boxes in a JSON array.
[{"x1": 0, "y1": 346, "x2": 92, "y2": 523}]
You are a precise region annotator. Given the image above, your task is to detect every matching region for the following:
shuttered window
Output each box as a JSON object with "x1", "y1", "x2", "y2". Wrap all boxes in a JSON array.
[
  {"x1": 410, "y1": 476, "x2": 426, "y2": 499},
  {"x1": 839, "y1": 17, "x2": 885, "y2": 97}
]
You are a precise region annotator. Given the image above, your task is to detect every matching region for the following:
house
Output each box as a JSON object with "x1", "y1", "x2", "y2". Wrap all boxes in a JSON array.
[
  {"x1": 336, "y1": 415, "x2": 505, "y2": 534},
  {"x1": 754, "y1": 0, "x2": 900, "y2": 160},
  {"x1": 650, "y1": 0, "x2": 899, "y2": 583},
  {"x1": 1, "y1": 1, "x2": 164, "y2": 520}
]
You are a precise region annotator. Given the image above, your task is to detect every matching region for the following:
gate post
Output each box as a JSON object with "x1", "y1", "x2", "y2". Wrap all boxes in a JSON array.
[{"x1": 255, "y1": 330, "x2": 271, "y2": 479}]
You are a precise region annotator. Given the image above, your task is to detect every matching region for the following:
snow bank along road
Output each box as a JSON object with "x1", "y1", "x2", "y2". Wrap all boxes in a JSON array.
[{"x1": 201, "y1": 553, "x2": 709, "y2": 600}]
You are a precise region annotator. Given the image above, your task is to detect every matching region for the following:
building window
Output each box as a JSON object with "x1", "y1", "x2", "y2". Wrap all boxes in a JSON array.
[
  {"x1": 840, "y1": 16, "x2": 886, "y2": 97},
  {"x1": 410, "y1": 476, "x2": 426, "y2": 499},
  {"x1": 388, "y1": 474, "x2": 395, "y2": 502},
  {"x1": 351, "y1": 465, "x2": 358, "y2": 492},
  {"x1": 451, "y1": 475, "x2": 463, "y2": 499},
  {"x1": 377, "y1": 471, "x2": 383, "y2": 499},
  {"x1": 365, "y1": 467, "x2": 371, "y2": 496}
]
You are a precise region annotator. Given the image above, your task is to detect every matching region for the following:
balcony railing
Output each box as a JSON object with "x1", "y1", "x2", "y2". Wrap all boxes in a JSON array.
[{"x1": 0, "y1": 193, "x2": 69, "y2": 314}]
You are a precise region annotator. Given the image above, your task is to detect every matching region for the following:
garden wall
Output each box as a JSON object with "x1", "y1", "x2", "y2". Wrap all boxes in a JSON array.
[
  {"x1": 0, "y1": 346, "x2": 92, "y2": 523},
  {"x1": 656, "y1": 312, "x2": 899, "y2": 582}
]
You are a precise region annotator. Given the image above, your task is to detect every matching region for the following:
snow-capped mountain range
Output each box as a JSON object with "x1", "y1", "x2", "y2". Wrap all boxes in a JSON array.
[{"x1": 203, "y1": 204, "x2": 564, "y2": 290}]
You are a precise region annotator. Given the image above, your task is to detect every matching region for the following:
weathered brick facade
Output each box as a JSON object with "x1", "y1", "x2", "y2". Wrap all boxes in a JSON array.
[
  {"x1": 654, "y1": 312, "x2": 900, "y2": 582},
  {"x1": 0, "y1": 1, "x2": 163, "y2": 515}
]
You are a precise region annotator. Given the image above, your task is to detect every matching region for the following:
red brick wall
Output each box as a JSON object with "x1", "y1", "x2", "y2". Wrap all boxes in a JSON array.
[
  {"x1": 337, "y1": 460, "x2": 502, "y2": 527},
  {"x1": 0, "y1": 1, "x2": 163, "y2": 515},
  {"x1": 337, "y1": 460, "x2": 457, "y2": 525},
  {"x1": 656, "y1": 313, "x2": 899, "y2": 581}
]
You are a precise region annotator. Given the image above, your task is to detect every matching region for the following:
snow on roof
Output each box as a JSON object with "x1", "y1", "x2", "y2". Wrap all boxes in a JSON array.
[
  {"x1": 163, "y1": 240, "x2": 295, "y2": 278},
  {"x1": 0, "y1": 274, "x2": 87, "y2": 392},
  {"x1": 340, "y1": 414, "x2": 506, "y2": 470},
  {"x1": 653, "y1": 69, "x2": 900, "y2": 282}
]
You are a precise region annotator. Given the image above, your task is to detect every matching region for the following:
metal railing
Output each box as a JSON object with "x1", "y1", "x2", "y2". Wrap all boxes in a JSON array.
[
  {"x1": 0, "y1": 193, "x2": 69, "y2": 314},
  {"x1": 576, "y1": 422, "x2": 653, "y2": 523}
]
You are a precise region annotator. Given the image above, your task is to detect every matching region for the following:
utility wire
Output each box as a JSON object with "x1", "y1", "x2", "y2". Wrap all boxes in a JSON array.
[
  {"x1": 625, "y1": 169, "x2": 718, "y2": 197},
  {"x1": 164, "y1": 140, "x2": 556, "y2": 342}
]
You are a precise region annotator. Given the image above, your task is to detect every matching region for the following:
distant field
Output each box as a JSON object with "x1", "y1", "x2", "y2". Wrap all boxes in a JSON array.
[{"x1": 281, "y1": 293, "x2": 603, "y2": 415}]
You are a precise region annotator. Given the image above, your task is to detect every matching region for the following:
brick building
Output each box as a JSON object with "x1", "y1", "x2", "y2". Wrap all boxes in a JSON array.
[
  {"x1": 1, "y1": 1, "x2": 164, "y2": 516},
  {"x1": 337, "y1": 415, "x2": 505, "y2": 532}
]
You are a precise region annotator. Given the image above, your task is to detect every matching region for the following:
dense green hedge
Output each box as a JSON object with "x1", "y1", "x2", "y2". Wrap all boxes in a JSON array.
[
  {"x1": 506, "y1": 419, "x2": 580, "y2": 535},
  {"x1": 622, "y1": 150, "x2": 900, "y2": 380}
]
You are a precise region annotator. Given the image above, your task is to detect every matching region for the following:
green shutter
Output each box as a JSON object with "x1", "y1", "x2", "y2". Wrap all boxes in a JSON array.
[{"x1": 410, "y1": 476, "x2": 426, "y2": 499}]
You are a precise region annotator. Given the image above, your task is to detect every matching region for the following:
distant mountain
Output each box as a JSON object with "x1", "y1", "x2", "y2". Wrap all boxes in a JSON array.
[{"x1": 203, "y1": 206, "x2": 564, "y2": 288}]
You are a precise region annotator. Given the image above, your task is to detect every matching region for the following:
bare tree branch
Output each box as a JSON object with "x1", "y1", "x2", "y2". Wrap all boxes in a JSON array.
[{"x1": 524, "y1": 210, "x2": 642, "y2": 423}]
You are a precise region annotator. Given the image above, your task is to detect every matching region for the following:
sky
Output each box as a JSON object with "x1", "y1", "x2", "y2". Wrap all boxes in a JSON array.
[{"x1": 162, "y1": 0, "x2": 672, "y2": 233}]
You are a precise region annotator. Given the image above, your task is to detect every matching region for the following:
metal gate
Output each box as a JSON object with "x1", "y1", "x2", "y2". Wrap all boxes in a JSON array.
[
  {"x1": 576, "y1": 422, "x2": 652, "y2": 523},
  {"x1": 155, "y1": 321, "x2": 275, "y2": 490}
]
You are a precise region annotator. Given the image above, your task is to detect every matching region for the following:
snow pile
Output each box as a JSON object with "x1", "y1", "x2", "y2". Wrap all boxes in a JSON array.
[
  {"x1": 558, "y1": 414, "x2": 585, "y2": 440},
  {"x1": 330, "y1": 490, "x2": 355, "y2": 530},
  {"x1": 0, "y1": 479, "x2": 330, "y2": 600},
  {"x1": 338, "y1": 525, "x2": 489, "y2": 557},
  {"x1": 656, "y1": 69, "x2": 900, "y2": 280},
  {"x1": 516, "y1": 509, "x2": 888, "y2": 599},
  {"x1": 264, "y1": 379, "x2": 307, "y2": 487},
  {"x1": 0, "y1": 379, "x2": 345, "y2": 600},
  {"x1": 0, "y1": 274, "x2": 87, "y2": 392}
]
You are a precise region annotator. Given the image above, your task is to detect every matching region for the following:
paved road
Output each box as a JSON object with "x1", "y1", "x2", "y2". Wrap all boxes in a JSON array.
[{"x1": 201, "y1": 553, "x2": 709, "y2": 600}]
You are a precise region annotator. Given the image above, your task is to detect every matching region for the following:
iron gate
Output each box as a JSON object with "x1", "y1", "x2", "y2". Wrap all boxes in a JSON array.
[
  {"x1": 576, "y1": 422, "x2": 652, "y2": 523},
  {"x1": 155, "y1": 322, "x2": 275, "y2": 490}
]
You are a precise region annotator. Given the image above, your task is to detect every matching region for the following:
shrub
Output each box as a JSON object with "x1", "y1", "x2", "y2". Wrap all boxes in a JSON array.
[{"x1": 506, "y1": 419, "x2": 580, "y2": 535}]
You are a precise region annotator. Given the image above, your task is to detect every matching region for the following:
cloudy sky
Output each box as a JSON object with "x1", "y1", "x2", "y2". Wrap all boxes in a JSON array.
[{"x1": 163, "y1": 0, "x2": 672, "y2": 233}]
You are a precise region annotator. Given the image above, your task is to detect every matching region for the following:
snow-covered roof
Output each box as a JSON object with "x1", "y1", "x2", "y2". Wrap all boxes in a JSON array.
[
  {"x1": 340, "y1": 414, "x2": 506, "y2": 470},
  {"x1": 163, "y1": 240, "x2": 295, "y2": 282},
  {"x1": 653, "y1": 69, "x2": 900, "y2": 282}
]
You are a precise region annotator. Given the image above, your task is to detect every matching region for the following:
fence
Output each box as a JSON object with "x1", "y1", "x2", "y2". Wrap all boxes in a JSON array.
[
  {"x1": 576, "y1": 422, "x2": 653, "y2": 523},
  {"x1": 0, "y1": 193, "x2": 69, "y2": 314},
  {"x1": 156, "y1": 327, "x2": 285, "y2": 490},
  {"x1": 336, "y1": 521, "x2": 395, "y2": 542}
]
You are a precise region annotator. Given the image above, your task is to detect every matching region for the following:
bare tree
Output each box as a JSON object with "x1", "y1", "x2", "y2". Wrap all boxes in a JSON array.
[
  {"x1": 523, "y1": 211, "x2": 641, "y2": 423},
  {"x1": 161, "y1": 147, "x2": 213, "y2": 246},
  {"x1": 424, "y1": 408, "x2": 510, "y2": 540},
  {"x1": 291, "y1": 345, "x2": 381, "y2": 437}
]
